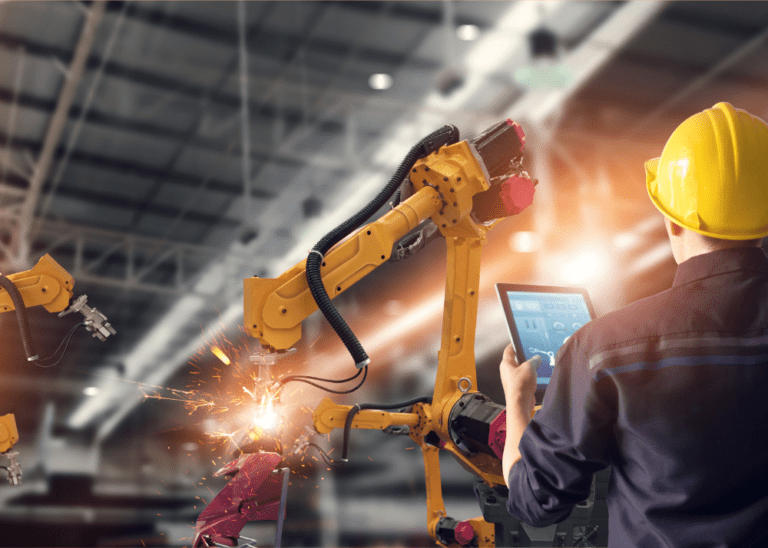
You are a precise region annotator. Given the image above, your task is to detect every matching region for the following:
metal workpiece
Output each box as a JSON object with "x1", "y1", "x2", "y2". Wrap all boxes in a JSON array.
[{"x1": 193, "y1": 452, "x2": 286, "y2": 548}]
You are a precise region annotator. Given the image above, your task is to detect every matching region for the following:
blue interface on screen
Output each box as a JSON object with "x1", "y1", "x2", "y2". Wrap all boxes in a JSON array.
[{"x1": 505, "y1": 291, "x2": 592, "y2": 386}]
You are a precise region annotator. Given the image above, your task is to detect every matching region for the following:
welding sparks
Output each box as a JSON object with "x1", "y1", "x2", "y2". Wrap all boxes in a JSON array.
[
  {"x1": 211, "y1": 346, "x2": 231, "y2": 365},
  {"x1": 251, "y1": 396, "x2": 281, "y2": 432}
]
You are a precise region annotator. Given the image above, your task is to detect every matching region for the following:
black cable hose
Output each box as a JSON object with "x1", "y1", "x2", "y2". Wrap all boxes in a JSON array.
[
  {"x1": 0, "y1": 275, "x2": 38, "y2": 361},
  {"x1": 307, "y1": 443, "x2": 343, "y2": 467},
  {"x1": 34, "y1": 322, "x2": 86, "y2": 368},
  {"x1": 278, "y1": 365, "x2": 368, "y2": 395},
  {"x1": 390, "y1": 188, "x2": 401, "y2": 208},
  {"x1": 341, "y1": 395, "x2": 433, "y2": 461},
  {"x1": 306, "y1": 125, "x2": 459, "y2": 369},
  {"x1": 279, "y1": 367, "x2": 362, "y2": 385}
]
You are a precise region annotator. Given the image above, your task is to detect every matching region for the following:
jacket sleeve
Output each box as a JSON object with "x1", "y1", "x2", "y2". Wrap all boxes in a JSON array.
[{"x1": 506, "y1": 333, "x2": 615, "y2": 527}]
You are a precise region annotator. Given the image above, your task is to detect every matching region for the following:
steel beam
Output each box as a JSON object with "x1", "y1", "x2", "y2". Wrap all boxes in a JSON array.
[
  {"x1": 1, "y1": 45, "x2": 26, "y2": 183},
  {"x1": 26, "y1": 218, "x2": 253, "y2": 294},
  {"x1": 126, "y1": 3, "x2": 278, "y2": 230},
  {"x1": 622, "y1": 21, "x2": 768, "y2": 139},
  {"x1": 0, "y1": 132, "x2": 276, "y2": 200},
  {"x1": 507, "y1": 1, "x2": 668, "y2": 125},
  {"x1": 37, "y1": 1, "x2": 132, "y2": 223},
  {"x1": 238, "y1": 0, "x2": 253, "y2": 225},
  {"x1": 16, "y1": 1, "x2": 106, "y2": 268}
]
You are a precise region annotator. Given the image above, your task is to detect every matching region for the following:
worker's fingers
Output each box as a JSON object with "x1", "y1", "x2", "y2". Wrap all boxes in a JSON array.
[
  {"x1": 502, "y1": 343, "x2": 519, "y2": 365},
  {"x1": 502, "y1": 344, "x2": 541, "y2": 371},
  {"x1": 526, "y1": 354, "x2": 542, "y2": 372}
]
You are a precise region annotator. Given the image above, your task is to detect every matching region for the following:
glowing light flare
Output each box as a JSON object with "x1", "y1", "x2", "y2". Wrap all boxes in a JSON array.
[
  {"x1": 252, "y1": 409, "x2": 280, "y2": 432},
  {"x1": 558, "y1": 244, "x2": 613, "y2": 286},
  {"x1": 613, "y1": 232, "x2": 641, "y2": 251},
  {"x1": 368, "y1": 73, "x2": 393, "y2": 90},
  {"x1": 509, "y1": 231, "x2": 539, "y2": 253},
  {"x1": 456, "y1": 24, "x2": 480, "y2": 41},
  {"x1": 250, "y1": 395, "x2": 282, "y2": 433},
  {"x1": 211, "y1": 346, "x2": 231, "y2": 365}
]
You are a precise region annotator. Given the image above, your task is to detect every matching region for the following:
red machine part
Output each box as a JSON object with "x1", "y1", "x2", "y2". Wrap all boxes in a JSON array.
[
  {"x1": 488, "y1": 409, "x2": 507, "y2": 462},
  {"x1": 507, "y1": 119, "x2": 526, "y2": 150},
  {"x1": 455, "y1": 520, "x2": 477, "y2": 546},
  {"x1": 193, "y1": 452, "x2": 284, "y2": 548},
  {"x1": 472, "y1": 175, "x2": 535, "y2": 223}
]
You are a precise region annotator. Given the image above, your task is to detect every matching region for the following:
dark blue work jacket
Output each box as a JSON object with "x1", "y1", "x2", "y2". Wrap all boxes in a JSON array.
[{"x1": 507, "y1": 246, "x2": 768, "y2": 547}]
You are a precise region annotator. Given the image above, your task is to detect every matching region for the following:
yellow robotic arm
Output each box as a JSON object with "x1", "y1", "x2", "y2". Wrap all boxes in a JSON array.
[
  {"x1": 0, "y1": 414, "x2": 19, "y2": 453},
  {"x1": 244, "y1": 120, "x2": 535, "y2": 546},
  {"x1": 0, "y1": 254, "x2": 74, "y2": 315},
  {"x1": 1, "y1": 254, "x2": 115, "y2": 485},
  {"x1": 0, "y1": 254, "x2": 116, "y2": 356},
  {"x1": 0, "y1": 414, "x2": 21, "y2": 485}
]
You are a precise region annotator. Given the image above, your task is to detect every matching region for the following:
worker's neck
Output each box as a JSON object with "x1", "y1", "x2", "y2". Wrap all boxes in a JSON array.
[{"x1": 666, "y1": 219, "x2": 763, "y2": 265}]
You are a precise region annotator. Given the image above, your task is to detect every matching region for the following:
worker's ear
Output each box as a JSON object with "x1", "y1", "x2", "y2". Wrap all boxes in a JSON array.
[{"x1": 665, "y1": 217, "x2": 684, "y2": 237}]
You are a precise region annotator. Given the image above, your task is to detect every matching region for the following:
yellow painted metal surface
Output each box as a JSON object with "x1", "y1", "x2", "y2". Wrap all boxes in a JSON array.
[
  {"x1": 249, "y1": 128, "x2": 530, "y2": 546},
  {"x1": 468, "y1": 517, "x2": 495, "y2": 548},
  {"x1": 0, "y1": 414, "x2": 19, "y2": 453},
  {"x1": 312, "y1": 398, "x2": 422, "y2": 435},
  {"x1": 0, "y1": 254, "x2": 74, "y2": 314},
  {"x1": 244, "y1": 186, "x2": 442, "y2": 350}
]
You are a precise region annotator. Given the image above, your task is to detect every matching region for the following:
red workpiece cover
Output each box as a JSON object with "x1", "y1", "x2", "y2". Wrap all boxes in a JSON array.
[{"x1": 194, "y1": 452, "x2": 284, "y2": 547}]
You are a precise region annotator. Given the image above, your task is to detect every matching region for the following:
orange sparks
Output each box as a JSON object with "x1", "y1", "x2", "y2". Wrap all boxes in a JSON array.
[{"x1": 211, "y1": 346, "x2": 231, "y2": 365}]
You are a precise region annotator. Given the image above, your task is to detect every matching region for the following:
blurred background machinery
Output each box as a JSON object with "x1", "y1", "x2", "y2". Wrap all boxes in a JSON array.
[{"x1": 1, "y1": 1, "x2": 768, "y2": 546}]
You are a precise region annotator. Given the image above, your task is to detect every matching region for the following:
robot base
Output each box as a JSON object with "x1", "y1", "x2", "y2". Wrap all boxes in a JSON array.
[{"x1": 473, "y1": 468, "x2": 610, "y2": 548}]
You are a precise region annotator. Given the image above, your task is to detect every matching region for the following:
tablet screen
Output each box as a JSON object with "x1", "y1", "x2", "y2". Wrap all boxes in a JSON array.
[{"x1": 496, "y1": 285, "x2": 595, "y2": 391}]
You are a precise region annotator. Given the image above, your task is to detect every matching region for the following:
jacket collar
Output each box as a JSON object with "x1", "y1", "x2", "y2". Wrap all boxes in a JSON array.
[{"x1": 673, "y1": 246, "x2": 768, "y2": 287}]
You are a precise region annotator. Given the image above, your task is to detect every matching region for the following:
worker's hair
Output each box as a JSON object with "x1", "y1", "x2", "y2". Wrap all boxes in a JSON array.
[
  {"x1": 699, "y1": 233, "x2": 763, "y2": 250},
  {"x1": 670, "y1": 220, "x2": 763, "y2": 249}
]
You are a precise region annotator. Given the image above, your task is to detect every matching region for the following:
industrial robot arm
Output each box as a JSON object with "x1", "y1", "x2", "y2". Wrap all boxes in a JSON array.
[
  {"x1": 0, "y1": 254, "x2": 116, "y2": 485},
  {"x1": 245, "y1": 120, "x2": 532, "y2": 355},
  {"x1": 0, "y1": 254, "x2": 116, "y2": 362},
  {"x1": 0, "y1": 414, "x2": 21, "y2": 485},
  {"x1": 238, "y1": 119, "x2": 536, "y2": 547}
]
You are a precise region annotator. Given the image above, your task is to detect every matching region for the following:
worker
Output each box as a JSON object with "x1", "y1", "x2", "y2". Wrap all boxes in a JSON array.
[{"x1": 499, "y1": 102, "x2": 768, "y2": 547}]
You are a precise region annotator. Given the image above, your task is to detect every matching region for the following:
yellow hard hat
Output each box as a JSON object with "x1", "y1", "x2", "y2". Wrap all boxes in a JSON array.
[{"x1": 645, "y1": 102, "x2": 768, "y2": 240}]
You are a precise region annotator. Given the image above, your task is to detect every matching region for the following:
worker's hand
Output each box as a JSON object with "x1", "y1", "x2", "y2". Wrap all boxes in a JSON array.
[{"x1": 499, "y1": 344, "x2": 540, "y2": 413}]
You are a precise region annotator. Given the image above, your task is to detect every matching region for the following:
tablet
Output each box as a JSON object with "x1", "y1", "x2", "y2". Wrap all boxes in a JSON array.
[{"x1": 496, "y1": 283, "x2": 596, "y2": 398}]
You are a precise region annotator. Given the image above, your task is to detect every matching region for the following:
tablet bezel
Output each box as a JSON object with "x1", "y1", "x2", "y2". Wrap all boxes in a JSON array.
[{"x1": 495, "y1": 283, "x2": 597, "y2": 399}]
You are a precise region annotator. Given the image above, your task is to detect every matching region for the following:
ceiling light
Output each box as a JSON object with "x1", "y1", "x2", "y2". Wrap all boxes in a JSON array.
[
  {"x1": 456, "y1": 24, "x2": 480, "y2": 41},
  {"x1": 426, "y1": 1, "x2": 564, "y2": 111},
  {"x1": 82, "y1": 386, "x2": 100, "y2": 396},
  {"x1": 368, "y1": 73, "x2": 393, "y2": 90},
  {"x1": 507, "y1": 1, "x2": 667, "y2": 123},
  {"x1": 182, "y1": 442, "x2": 199, "y2": 452}
]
